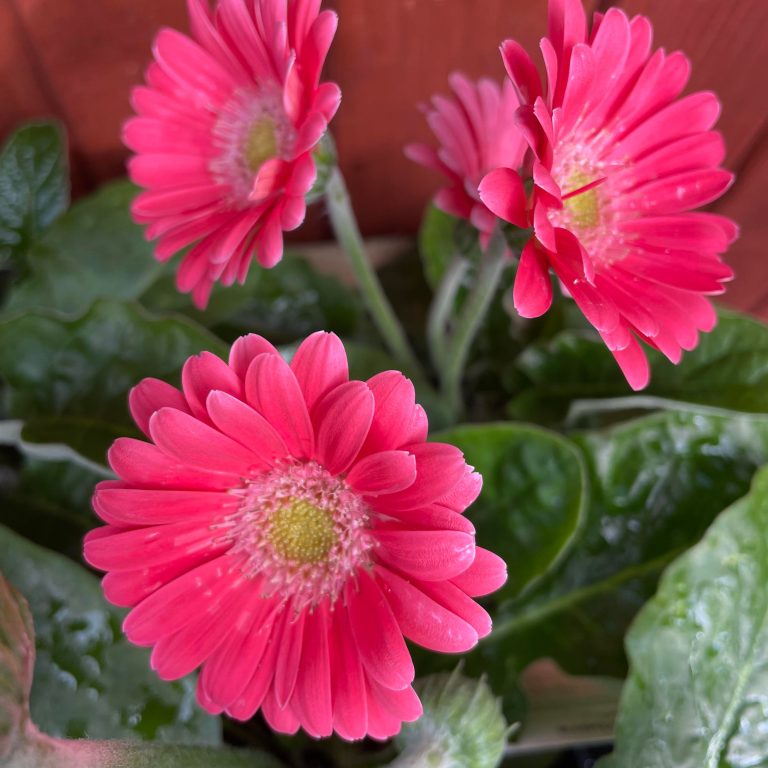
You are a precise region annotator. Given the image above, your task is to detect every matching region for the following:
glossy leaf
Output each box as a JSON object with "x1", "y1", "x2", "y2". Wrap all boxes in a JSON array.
[
  {"x1": 0, "y1": 123, "x2": 69, "y2": 272},
  {"x1": 0, "y1": 524, "x2": 220, "y2": 744},
  {"x1": 436, "y1": 422, "x2": 587, "y2": 600},
  {"x1": 461, "y1": 409, "x2": 768, "y2": 717},
  {"x1": 5, "y1": 181, "x2": 161, "y2": 316},
  {"x1": 602, "y1": 466, "x2": 768, "y2": 768},
  {"x1": 509, "y1": 311, "x2": 768, "y2": 424},
  {"x1": 0, "y1": 455, "x2": 103, "y2": 558},
  {"x1": 0, "y1": 300, "x2": 227, "y2": 466}
]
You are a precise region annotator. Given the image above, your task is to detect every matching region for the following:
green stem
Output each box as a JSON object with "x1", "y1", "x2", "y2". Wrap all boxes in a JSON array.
[
  {"x1": 442, "y1": 229, "x2": 508, "y2": 416},
  {"x1": 427, "y1": 254, "x2": 469, "y2": 372},
  {"x1": 325, "y1": 168, "x2": 421, "y2": 374}
]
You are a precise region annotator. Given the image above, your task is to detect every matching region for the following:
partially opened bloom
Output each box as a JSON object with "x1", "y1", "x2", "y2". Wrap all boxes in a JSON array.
[
  {"x1": 124, "y1": 0, "x2": 340, "y2": 309},
  {"x1": 479, "y1": 0, "x2": 737, "y2": 389},
  {"x1": 84, "y1": 332, "x2": 506, "y2": 741},
  {"x1": 406, "y1": 73, "x2": 526, "y2": 246}
]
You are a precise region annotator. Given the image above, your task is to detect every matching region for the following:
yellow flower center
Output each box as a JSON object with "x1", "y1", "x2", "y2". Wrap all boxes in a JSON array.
[
  {"x1": 562, "y1": 170, "x2": 601, "y2": 229},
  {"x1": 244, "y1": 117, "x2": 278, "y2": 172},
  {"x1": 268, "y1": 498, "x2": 337, "y2": 565}
]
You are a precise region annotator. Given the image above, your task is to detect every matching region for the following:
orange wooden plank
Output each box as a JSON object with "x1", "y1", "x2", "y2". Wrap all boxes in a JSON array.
[
  {"x1": 11, "y1": 0, "x2": 189, "y2": 184},
  {"x1": 326, "y1": 0, "x2": 599, "y2": 235},
  {"x1": 0, "y1": 1, "x2": 54, "y2": 138},
  {"x1": 616, "y1": 0, "x2": 768, "y2": 171}
]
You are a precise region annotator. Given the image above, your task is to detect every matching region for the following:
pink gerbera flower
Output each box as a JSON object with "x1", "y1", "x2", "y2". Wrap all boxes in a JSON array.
[
  {"x1": 84, "y1": 332, "x2": 506, "y2": 741},
  {"x1": 479, "y1": 0, "x2": 738, "y2": 389},
  {"x1": 406, "y1": 73, "x2": 526, "y2": 246},
  {"x1": 123, "y1": 0, "x2": 340, "y2": 309}
]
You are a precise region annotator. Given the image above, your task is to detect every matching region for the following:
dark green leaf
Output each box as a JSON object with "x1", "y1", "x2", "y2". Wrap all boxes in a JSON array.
[
  {"x1": 436, "y1": 423, "x2": 587, "y2": 600},
  {"x1": 418, "y1": 204, "x2": 459, "y2": 290},
  {"x1": 0, "y1": 456, "x2": 103, "y2": 558},
  {"x1": 467, "y1": 409, "x2": 768, "y2": 717},
  {"x1": 0, "y1": 300, "x2": 227, "y2": 465},
  {"x1": 5, "y1": 181, "x2": 161, "y2": 316},
  {"x1": 509, "y1": 311, "x2": 768, "y2": 425},
  {"x1": 0, "y1": 122, "x2": 69, "y2": 272},
  {"x1": 602, "y1": 466, "x2": 768, "y2": 768},
  {"x1": 0, "y1": 524, "x2": 220, "y2": 744}
]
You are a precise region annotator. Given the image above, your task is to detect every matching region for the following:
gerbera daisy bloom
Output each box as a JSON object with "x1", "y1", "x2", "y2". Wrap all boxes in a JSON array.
[
  {"x1": 123, "y1": 0, "x2": 341, "y2": 309},
  {"x1": 406, "y1": 73, "x2": 526, "y2": 247},
  {"x1": 479, "y1": 0, "x2": 738, "y2": 389},
  {"x1": 84, "y1": 332, "x2": 506, "y2": 741}
]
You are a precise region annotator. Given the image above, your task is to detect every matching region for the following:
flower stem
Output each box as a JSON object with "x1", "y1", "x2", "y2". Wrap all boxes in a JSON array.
[
  {"x1": 427, "y1": 254, "x2": 470, "y2": 371},
  {"x1": 325, "y1": 168, "x2": 421, "y2": 374},
  {"x1": 442, "y1": 229, "x2": 508, "y2": 416}
]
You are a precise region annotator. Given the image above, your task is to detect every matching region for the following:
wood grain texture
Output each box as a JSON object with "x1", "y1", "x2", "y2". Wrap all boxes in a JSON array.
[
  {"x1": 617, "y1": 0, "x2": 768, "y2": 171},
  {"x1": 9, "y1": 0, "x2": 189, "y2": 183}
]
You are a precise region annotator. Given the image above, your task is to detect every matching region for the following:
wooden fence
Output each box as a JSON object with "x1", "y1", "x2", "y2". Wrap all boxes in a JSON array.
[{"x1": 1, "y1": 0, "x2": 766, "y2": 315}]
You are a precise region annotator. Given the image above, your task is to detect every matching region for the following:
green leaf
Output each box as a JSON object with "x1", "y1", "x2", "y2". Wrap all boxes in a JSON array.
[
  {"x1": 0, "y1": 454, "x2": 103, "y2": 559},
  {"x1": 435, "y1": 423, "x2": 587, "y2": 600},
  {"x1": 5, "y1": 181, "x2": 161, "y2": 316},
  {"x1": 0, "y1": 122, "x2": 69, "y2": 271},
  {"x1": 419, "y1": 204, "x2": 459, "y2": 290},
  {"x1": 602, "y1": 465, "x2": 768, "y2": 768},
  {"x1": 0, "y1": 300, "x2": 227, "y2": 466},
  {"x1": 466, "y1": 409, "x2": 768, "y2": 718},
  {"x1": 0, "y1": 524, "x2": 220, "y2": 745},
  {"x1": 509, "y1": 311, "x2": 768, "y2": 424}
]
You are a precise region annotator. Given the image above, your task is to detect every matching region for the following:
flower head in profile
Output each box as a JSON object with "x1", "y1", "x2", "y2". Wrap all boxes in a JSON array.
[
  {"x1": 84, "y1": 332, "x2": 506, "y2": 741},
  {"x1": 407, "y1": 73, "x2": 527, "y2": 246},
  {"x1": 479, "y1": 0, "x2": 737, "y2": 389},
  {"x1": 124, "y1": 0, "x2": 340, "y2": 309}
]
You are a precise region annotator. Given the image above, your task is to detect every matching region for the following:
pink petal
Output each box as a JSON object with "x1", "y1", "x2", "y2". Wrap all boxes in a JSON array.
[
  {"x1": 605, "y1": 332, "x2": 650, "y2": 391},
  {"x1": 514, "y1": 240, "x2": 554, "y2": 318},
  {"x1": 293, "y1": 601, "x2": 333, "y2": 737},
  {"x1": 228, "y1": 334, "x2": 280, "y2": 380},
  {"x1": 151, "y1": 577, "x2": 250, "y2": 680},
  {"x1": 101, "y1": 552, "x2": 217, "y2": 607},
  {"x1": 226, "y1": 608, "x2": 287, "y2": 721},
  {"x1": 375, "y1": 566, "x2": 478, "y2": 653},
  {"x1": 93, "y1": 487, "x2": 234, "y2": 526},
  {"x1": 346, "y1": 451, "x2": 417, "y2": 496},
  {"x1": 374, "y1": 528, "x2": 475, "y2": 581},
  {"x1": 379, "y1": 442, "x2": 469, "y2": 511},
  {"x1": 108, "y1": 438, "x2": 237, "y2": 490},
  {"x1": 313, "y1": 381, "x2": 375, "y2": 475},
  {"x1": 261, "y1": 689, "x2": 300, "y2": 735},
  {"x1": 181, "y1": 352, "x2": 242, "y2": 422},
  {"x1": 274, "y1": 608, "x2": 306, "y2": 707},
  {"x1": 450, "y1": 547, "x2": 508, "y2": 597},
  {"x1": 244, "y1": 353, "x2": 314, "y2": 458},
  {"x1": 200, "y1": 593, "x2": 279, "y2": 709},
  {"x1": 206, "y1": 390, "x2": 289, "y2": 465},
  {"x1": 501, "y1": 39, "x2": 542, "y2": 103},
  {"x1": 330, "y1": 608, "x2": 368, "y2": 741},
  {"x1": 478, "y1": 167, "x2": 528, "y2": 228},
  {"x1": 149, "y1": 407, "x2": 262, "y2": 476},
  {"x1": 129, "y1": 379, "x2": 189, "y2": 437},
  {"x1": 121, "y1": 556, "x2": 236, "y2": 645},
  {"x1": 347, "y1": 572, "x2": 414, "y2": 692},
  {"x1": 378, "y1": 503, "x2": 475, "y2": 535},
  {"x1": 412, "y1": 579, "x2": 492, "y2": 639},
  {"x1": 290, "y1": 331, "x2": 349, "y2": 412},
  {"x1": 360, "y1": 372, "x2": 426, "y2": 455},
  {"x1": 433, "y1": 466, "x2": 483, "y2": 512}
]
